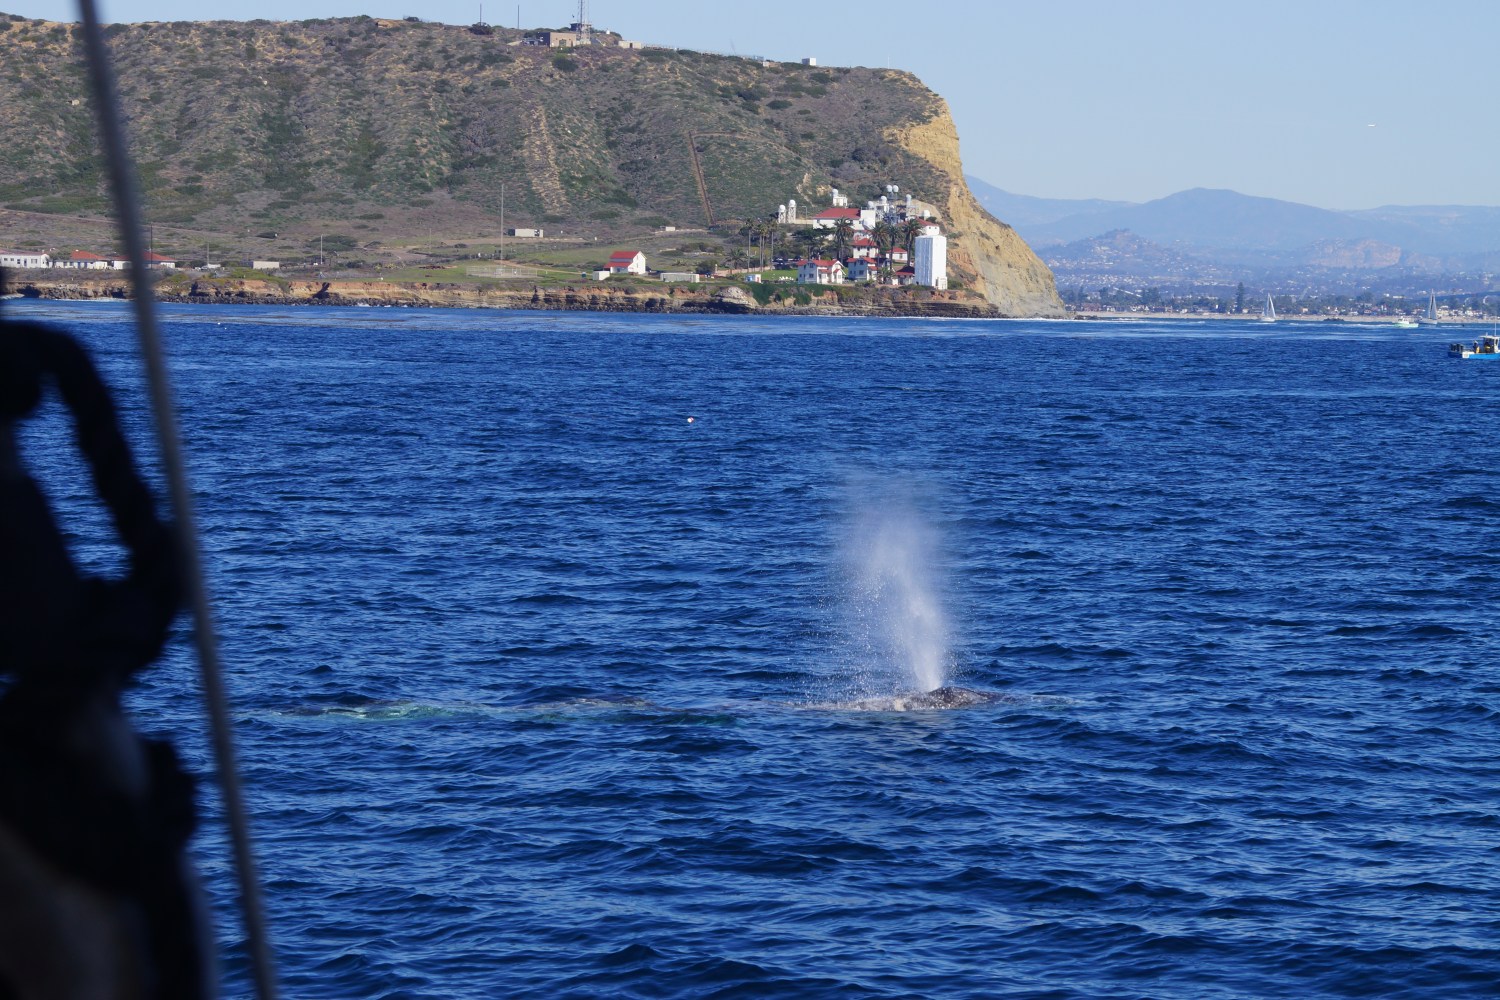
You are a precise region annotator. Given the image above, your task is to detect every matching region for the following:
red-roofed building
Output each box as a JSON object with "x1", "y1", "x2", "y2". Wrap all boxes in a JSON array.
[
  {"x1": 143, "y1": 251, "x2": 178, "y2": 270},
  {"x1": 847, "y1": 258, "x2": 880, "y2": 283},
  {"x1": 608, "y1": 250, "x2": 647, "y2": 275},
  {"x1": 849, "y1": 236, "x2": 879, "y2": 260},
  {"x1": 58, "y1": 250, "x2": 111, "y2": 270},
  {"x1": 810, "y1": 207, "x2": 862, "y2": 230},
  {"x1": 796, "y1": 258, "x2": 845, "y2": 285}
]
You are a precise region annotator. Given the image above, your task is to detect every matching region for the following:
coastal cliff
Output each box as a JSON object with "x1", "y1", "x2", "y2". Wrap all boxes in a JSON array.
[
  {"x1": 890, "y1": 105, "x2": 1062, "y2": 316},
  {"x1": 0, "y1": 13, "x2": 1063, "y2": 316}
]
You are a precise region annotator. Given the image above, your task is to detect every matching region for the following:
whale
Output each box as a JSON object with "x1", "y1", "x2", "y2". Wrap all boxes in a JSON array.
[{"x1": 825, "y1": 686, "x2": 1007, "y2": 712}]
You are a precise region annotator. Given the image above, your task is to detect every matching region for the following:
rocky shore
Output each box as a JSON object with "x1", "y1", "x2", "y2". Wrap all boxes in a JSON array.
[{"x1": 6, "y1": 273, "x2": 1020, "y2": 318}]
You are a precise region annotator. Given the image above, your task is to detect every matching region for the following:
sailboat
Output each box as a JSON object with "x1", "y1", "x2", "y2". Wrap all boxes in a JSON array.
[
  {"x1": 1419, "y1": 290, "x2": 1439, "y2": 325},
  {"x1": 1259, "y1": 293, "x2": 1277, "y2": 323}
]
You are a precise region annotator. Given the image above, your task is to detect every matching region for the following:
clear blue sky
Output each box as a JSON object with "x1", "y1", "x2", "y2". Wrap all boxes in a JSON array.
[{"x1": 7, "y1": 0, "x2": 1497, "y2": 208}]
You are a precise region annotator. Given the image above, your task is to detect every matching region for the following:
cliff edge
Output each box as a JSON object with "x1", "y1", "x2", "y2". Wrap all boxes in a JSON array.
[{"x1": 890, "y1": 105, "x2": 1063, "y2": 316}]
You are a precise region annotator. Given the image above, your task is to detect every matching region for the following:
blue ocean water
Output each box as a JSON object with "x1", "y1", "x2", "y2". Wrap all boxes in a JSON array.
[{"x1": 10, "y1": 300, "x2": 1500, "y2": 999}]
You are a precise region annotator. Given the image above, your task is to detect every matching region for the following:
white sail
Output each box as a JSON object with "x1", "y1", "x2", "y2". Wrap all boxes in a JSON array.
[{"x1": 1260, "y1": 293, "x2": 1276, "y2": 322}]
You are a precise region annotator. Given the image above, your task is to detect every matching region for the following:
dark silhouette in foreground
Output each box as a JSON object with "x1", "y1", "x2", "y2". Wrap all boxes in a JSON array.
[{"x1": 0, "y1": 312, "x2": 211, "y2": 997}]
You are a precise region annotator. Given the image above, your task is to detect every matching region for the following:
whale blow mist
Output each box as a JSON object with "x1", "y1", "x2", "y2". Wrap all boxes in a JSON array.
[{"x1": 839, "y1": 492, "x2": 953, "y2": 695}]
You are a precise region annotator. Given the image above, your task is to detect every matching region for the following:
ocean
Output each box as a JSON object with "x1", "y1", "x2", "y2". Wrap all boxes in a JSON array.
[{"x1": 10, "y1": 300, "x2": 1500, "y2": 998}]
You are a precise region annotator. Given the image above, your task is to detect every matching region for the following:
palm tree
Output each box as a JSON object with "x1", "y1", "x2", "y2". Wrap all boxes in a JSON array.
[
  {"x1": 832, "y1": 219, "x2": 855, "y2": 261},
  {"x1": 900, "y1": 218, "x2": 924, "y2": 257},
  {"x1": 871, "y1": 219, "x2": 895, "y2": 256}
]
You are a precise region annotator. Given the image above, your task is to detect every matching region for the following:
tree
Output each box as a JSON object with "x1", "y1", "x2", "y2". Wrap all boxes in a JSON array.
[
  {"x1": 871, "y1": 220, "x2": 894, "y2": 255},
  {"x1": 759, "y1": 219, "x2": 777, "y2": 268},
  {"x1": 900, "y1": 218, "x2": 924, "y2": 255},
  {"x1": 832, "y1": 219, "x2": 855, "y2": 261}
]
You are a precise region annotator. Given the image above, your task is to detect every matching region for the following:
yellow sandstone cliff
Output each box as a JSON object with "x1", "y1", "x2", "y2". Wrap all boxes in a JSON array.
[{"x1": 889, "y1": 104, "x2": 1064, "y2": 317}]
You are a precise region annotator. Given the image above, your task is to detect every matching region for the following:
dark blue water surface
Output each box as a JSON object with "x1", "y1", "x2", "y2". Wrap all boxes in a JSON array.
[{"x1": 11, "y1": 300, "x2": 1500, "y2": 998}]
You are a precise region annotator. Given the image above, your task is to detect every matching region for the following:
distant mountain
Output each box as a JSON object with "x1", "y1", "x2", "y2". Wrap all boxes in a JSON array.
[
  {"x1": 1346, "y1": 204, "x2": 1500, "y2": 256},
  {"x1": 1021, "y1": 188, "x2": 1401, "y2": 256},
  {"x1": 964, "y1": 175, "x2": 1129, "y2": 228},
  {"x1": 967, "y1": 178, "x2": 1500, "y2": 291},
  {"x1": 1045, "y1": 229, "x2": 1208, "y2": 277},
  {"x1": 1041, "y1": 229, "x2": 1249, "y2": 290}
]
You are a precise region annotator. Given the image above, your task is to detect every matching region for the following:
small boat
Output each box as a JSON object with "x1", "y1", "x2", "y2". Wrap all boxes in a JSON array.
[
  {"x1": 1393, "y1": 317, "x2": 1419, "y2": 328},
  {"x1": 1449, "y1": 334, "x2": 1500, "y2": 359},
  {"x1": 1259, "y1": 293, "x2": 1276, "y2": 323}
]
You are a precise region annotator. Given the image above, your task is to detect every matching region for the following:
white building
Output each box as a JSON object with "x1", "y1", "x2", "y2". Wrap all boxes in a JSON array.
[
  {"x1": 251, "y1": 260, "x2": 281, "y2": 271},
  {"x1": 0, "y1": 249, "x2": 50, "y2": 269},
  {"x1": 810, "y1": 207, "x2": 860, "y2": 230},
  {"x1": 608, "y1": 250, "x2": 647, "y2": 275},
  {"x1": 797, "y1": 259, "x2": 844, "y2": 285},
  {"x1": 913, "y1": 233, "x2": 947, "y2": 290},
  {"x1": 509, "y1": 228, "x2": 543, "y2": 238},
  {"x1": 56, "y1": 250, "x2": 111, "y2": 270}
]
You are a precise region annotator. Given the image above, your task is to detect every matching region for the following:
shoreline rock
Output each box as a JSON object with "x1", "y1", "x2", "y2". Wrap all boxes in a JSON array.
[{"x1": 9, "y1": 274, "x2": 1028, "y2": 318}]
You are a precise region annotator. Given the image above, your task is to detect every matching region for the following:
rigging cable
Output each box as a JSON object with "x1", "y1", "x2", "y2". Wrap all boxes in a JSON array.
[{"x1": 74, "y1": 2, "x2": 279, "y2": 997}]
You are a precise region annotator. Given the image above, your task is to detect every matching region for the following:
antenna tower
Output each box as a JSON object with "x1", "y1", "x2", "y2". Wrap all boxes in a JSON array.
[{"x1": 575, "y1": 0, "x2": 590, "y2": 42}]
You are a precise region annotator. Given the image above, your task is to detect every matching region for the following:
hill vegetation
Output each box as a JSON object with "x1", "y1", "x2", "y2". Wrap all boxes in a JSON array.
[{"x1": 0, "y1": 12, "x2": 1061, "y2": 312}]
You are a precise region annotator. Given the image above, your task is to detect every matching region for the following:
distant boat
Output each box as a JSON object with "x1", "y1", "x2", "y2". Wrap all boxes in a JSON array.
[
  {"x1": 1419, "y1": 291, "x2": 1440, "y2": 325},
  {"x1": 1259, "y1": 293, "x2": 1277, "y2": 323},
  {"x1": 1393, "y1": 318, "x2": 1419, "y2": 328}
]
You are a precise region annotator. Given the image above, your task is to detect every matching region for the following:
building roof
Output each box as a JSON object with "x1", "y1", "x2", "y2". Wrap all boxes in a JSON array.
[
  {"x1": 812, "y1": 208, "x2": 860, "y2": 220},
  {"x1": 608, "y1": 250, "x2": 643, "y2": 262},
  {"x1": 143, "y1": 251, "x2": 176, "y2": 262},
  {"x1": 802, "y1": 259, "x2": 843, "y2": 269},
  {"x1": 70, "y1": 250, "x2": 107, "y2": 260}
]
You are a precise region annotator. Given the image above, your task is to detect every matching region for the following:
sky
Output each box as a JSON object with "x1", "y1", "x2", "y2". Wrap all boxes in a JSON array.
[{"x1": 7, "y1": 0, "x2": 1498, "y2": 209}]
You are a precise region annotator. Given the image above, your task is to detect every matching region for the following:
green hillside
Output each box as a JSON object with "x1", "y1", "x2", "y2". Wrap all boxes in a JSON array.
[{"x1": 0, "y1": 13, "x2": 949, "y2": 236}]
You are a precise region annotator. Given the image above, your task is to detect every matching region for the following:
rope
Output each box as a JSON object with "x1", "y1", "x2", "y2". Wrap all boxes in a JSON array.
[{"x1": 74, "y1": 4, "x2": 279, "y2": 997}]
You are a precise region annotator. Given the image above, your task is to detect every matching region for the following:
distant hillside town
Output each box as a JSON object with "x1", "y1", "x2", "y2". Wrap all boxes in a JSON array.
[
  {"x1": 773, "y1": 184, "x2": 948, "y2": 289},
  {"x1": 583, "y1": 184, "x2": 950, "y2": 289}
]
